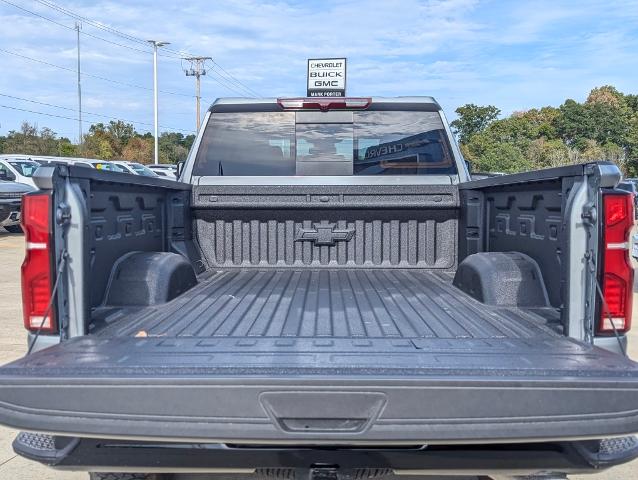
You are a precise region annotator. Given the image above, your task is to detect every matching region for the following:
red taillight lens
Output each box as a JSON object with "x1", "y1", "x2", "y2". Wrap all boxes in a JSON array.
[
  {"x1": 277, "y1": 97, "x2": 371, "y2": 111},
  {"x1": 21, "y1": 192, "x2": 57, "y2": 333},
  {"x1": 598, "y1": 192, "x2": 634, "y2": 334}
]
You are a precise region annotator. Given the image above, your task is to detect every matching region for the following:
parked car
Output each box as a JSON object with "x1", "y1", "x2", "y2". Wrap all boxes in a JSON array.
[
  {"x1": 0, "y1": 180, "x2": 33, "y2": 233},
  {"x1": 2, "y1": 97, "x2": 638, "y2": 479},
  {"x1": 35, "y1": 157, "x2": 133, "y2": 173},
  {"x1": 617, "y1": 179, "x2": 637, "y2": 193},
  {"x1": 0, "y1": 155, "x2": 41, "y2": 188},
  {"x1": 618, "y1": 179, "x2": 638, "y2": 218},
  {"x1": 110, "y1": 160, "x2": 159, "y2": 177},
  {"x1": 147, "y1": 163, "x2": 178, "y2": 179}
]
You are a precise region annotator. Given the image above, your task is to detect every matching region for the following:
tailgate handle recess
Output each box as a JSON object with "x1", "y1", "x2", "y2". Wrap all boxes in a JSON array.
[{"x1": 260, "y1": 391, "x2": 386, "y2": 434}]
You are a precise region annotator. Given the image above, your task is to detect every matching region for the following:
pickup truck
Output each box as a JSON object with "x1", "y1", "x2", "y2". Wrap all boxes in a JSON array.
[
  {"x1": 1, "y1": 96, "x2": 638, "y2": 480},
  {"x1": 0, "y1": 179, "x2": 33, "y2": 233}
]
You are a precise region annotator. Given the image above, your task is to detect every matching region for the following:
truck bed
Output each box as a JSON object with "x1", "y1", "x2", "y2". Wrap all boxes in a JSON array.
[
  {"x1": 95, "y1": 269, "x2": 559, "y2": 341},
  {"x1": 3, "y1": 165, "x2": 638, "y2": 445},
  {"x1": 3, "y1": 267, "x2": 637, "y2": 445}
]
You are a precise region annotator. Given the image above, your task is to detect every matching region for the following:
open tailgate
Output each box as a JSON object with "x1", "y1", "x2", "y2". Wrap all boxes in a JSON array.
[{"x1": 1, "y1": 335, "x2": 638, "y2": 444}]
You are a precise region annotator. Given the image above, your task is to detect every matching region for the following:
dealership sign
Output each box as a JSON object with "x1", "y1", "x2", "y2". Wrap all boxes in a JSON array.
[{"x1": 307, "y1": 58, "x2": 346, "y2": 97}]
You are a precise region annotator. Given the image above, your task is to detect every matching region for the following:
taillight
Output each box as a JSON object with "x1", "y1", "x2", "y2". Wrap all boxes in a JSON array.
[
  {"x1": 598, "y1": 192, "x2": 634, "y2": 334},
  {"x1": 277, "y1": 97, "x2": 371, "y2": 111},
  {"x1": 21, "y1": 192, "x2": 57, "y2": 333}
]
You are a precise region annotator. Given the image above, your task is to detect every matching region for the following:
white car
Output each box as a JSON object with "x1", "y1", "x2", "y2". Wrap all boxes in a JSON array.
[
  {"x1": 147, "y1": 163, "x2": 178, "y2": 179},
  {"x1": 0, "y1": 156, "x2": 41, "y2": 188},
  {"x1": 36, "y1": 157, "x2": 127, "y2": 173},
  {"x1": 109, "y1": 161, "x2": 159, "y2": 177}
]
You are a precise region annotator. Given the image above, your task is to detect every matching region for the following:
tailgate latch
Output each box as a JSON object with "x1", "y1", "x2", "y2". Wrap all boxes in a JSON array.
[{"x1": 56, "y1": 203, "x2": 71, "y2": 225}]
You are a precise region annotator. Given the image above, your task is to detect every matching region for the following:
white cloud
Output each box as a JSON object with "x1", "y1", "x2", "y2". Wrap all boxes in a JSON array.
[{"x1": 0, "y1": 0, "x2": 636, "y2": 136}]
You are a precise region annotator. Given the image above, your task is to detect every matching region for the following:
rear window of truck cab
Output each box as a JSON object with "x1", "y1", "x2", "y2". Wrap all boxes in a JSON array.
[{"x1": 193, "y1": 110, "x2": 457, "y2": 176}]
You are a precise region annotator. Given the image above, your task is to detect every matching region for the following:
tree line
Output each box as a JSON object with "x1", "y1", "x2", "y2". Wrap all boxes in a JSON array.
[
  {"x1": 2, "y1": 85, "x2": 637, "y2": 174},
  {"x1": 452, "y1": 85, "x2": 638, "y2": 176},
  {"x1": 0, "y1": 120, "x2": 195, "y2": 165}
]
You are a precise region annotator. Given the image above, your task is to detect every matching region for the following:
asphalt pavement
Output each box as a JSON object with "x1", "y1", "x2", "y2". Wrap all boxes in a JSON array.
[{"x1": 0, "y1": 230, "x2": 636, "y2": 479}]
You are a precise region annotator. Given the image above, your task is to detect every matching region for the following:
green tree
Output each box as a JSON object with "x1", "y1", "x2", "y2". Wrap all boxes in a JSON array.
[
  {"x1": 462, "y1": 127, "x2": 521, "y2": 172},
  {"x1": 1, "y1": 118, "x2": 197, "y2": 165},
  {"x1": 122, "y1": 136, "x2": 153, "y2": 163},
  {"x1": 556, "y1": 99, "x2": 595, "y2": 149},
  {"x1": 83, "y1": 124, "x2": 117, "y2": 159},
  {"x1": 3, "y1": 122, "x2": 59, "y2": 155},
  {"x1": 526, "y1": 138, "x2": 571, "y2": 168},
  {"x1": 587, "y1": 102, "x2": 631, "y2": 148},
  {"x1": 58, "y1": 138, "x2": 79, "y2": 157},
  {"x1": 107, "y1": 120, "x2": 135, "y2": 150},
  {"x1": 626, "y1": 115, "x2": 638, "y2": 170},
  {"x1": 159, "y1": 132, "x2": 191, "y2": 164},
  {"x1": 83, "y1": 122, "x2": 131, "y2": 159},
  {"x1": 450, "y1": 104, "x2": 500, "y2": 144},
  {"x1": 456, "y1": 86, "x2": 638, "y2": 175},
  {"x1": 463, "y1": 132, "x2": 531, "y2": 173},
  {"x1": 624, "y1": 94, "x2": 638, "y2": 114},
  {"x1": 512, "y1": 107, "x2": 561, "y2": 140},
  {"x1": 587, "y1": 85, "x2": 624, "y2": 107},
  {"x1": 558, "y1": 91, "x2": 631, "y2": 151}
]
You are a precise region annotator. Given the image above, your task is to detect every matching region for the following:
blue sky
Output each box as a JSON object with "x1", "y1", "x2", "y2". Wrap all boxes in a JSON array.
[{"x1": 0, "y1": 0, "x2": 637, "y2": 140}]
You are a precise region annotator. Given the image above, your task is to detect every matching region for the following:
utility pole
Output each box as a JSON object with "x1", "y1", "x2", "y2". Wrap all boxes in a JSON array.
[
  {"x1": 183, "y1": 57, "x2": 211, "y2": 131},
  {"x1": 147, "y1": 40, "x2": 170, "y2": 164},
  {"x1": 75, "y1": 21, "x2": 82, "y2": 151}
]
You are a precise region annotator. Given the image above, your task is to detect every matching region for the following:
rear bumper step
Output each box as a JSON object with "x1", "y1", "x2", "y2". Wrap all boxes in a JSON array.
[{"x1": 12, "y1": 434, "x2": 638, "y2": 475}]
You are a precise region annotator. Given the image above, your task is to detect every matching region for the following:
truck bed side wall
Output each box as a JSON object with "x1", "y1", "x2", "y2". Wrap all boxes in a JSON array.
[
  {"x1": 458, "y1": 165, "x2": 604, "y2": 327},
  {"x1": 459, "y1": 177, "x2": 570, "y2": 308},
  {"x1": 59, "y1": 168, "x2": 196, "y2": 317}
]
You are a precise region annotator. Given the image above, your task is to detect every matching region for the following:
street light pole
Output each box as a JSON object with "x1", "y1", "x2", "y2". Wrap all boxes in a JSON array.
[
  {"x1": 75, "y1": 22, "x2": 82, "y2": 151},
  {"x1": 147, "y1": 40, "x2": 170, "y2": 164}
]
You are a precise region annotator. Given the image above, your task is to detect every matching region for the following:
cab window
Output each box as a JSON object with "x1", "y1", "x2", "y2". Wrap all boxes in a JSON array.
[
  {"x1": 193, "y1": 109, "x2": 456, "y2": 176},
  {"x1": 8, "y1": 161, "x2": 40, "y2": 177}
]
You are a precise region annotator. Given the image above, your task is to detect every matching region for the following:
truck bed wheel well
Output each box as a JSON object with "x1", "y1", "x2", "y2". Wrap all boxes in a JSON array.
[
  {"x1": 103, "y1": 252, "x2": 197, "y2": 307},
  {"x1": 453, "y1": 252, "x2": 550, "y2": 307}
]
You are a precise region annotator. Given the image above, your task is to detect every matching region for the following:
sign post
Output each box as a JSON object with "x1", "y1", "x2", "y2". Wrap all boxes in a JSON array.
[{"x1": 307, "y1": 58, "x2": 347, "y2": 97}]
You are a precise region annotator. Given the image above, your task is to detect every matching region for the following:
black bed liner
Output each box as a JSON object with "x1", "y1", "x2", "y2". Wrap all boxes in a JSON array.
[
  {"x1": 2, "y1": 269, "x2": 638, "y2": 444},
  {"x1": 95, "y1": 269, "x2": 557, "y2": 340}
]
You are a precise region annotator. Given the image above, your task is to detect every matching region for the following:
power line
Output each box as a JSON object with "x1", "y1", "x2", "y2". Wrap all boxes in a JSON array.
[
  {"x1": 203, "y1": 63, "x2": 260, "y2": 98},
  {"x1": 0, "y1": 47, "x2": 196, "y2": 98},
  {"x1": 0, "y1": 103, "x2": 80, "y2": 122},
  {"x1": 0, "y1": 92, "x2": 195, "y2": 133},
  {"x1": 208, "y1": 60, "x2": 262, "y2": 98},
  {"x1": 33, "y1": 0, "x2": 263, "y2": 96},
  {"x1": 200, "y1": 66, "x2": 257, "y2": 97},
  {"x1": 4, "y1": 1, "x2": 254, "y2": 98},
  {"x1": 34, "y1": 0, "x2": 155, "y2": 48},
  {"x1": 2, "y1": 0, "x2": 70, "y2": 29},
  {"x1": 33, "y1": 0, "x2": 184, "y2": 60},
  {"x1": 0, "y1": 0, "x2": 154, "y2": 55}
]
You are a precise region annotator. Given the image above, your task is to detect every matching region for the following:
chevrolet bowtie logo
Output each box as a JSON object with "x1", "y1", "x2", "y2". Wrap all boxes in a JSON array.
[{"x1": 295, "y1": 223, "x2": 355, "y2": 246}]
